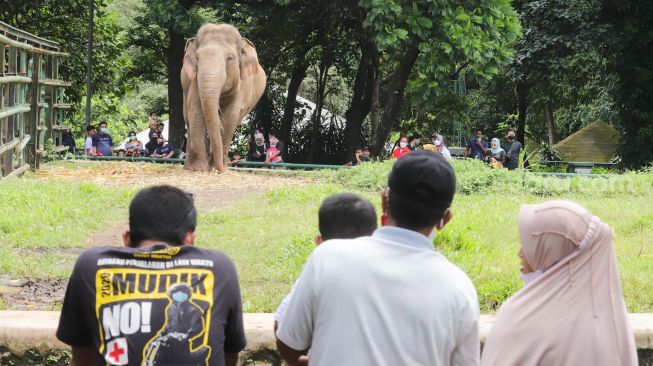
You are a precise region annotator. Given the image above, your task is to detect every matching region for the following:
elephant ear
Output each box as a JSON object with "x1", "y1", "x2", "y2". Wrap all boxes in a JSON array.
[
  {"x1": 182, "y1": 38, "x2": 198, "y2": 81},
  {"x1": 240, "y1": 38, "x2": 261, "y2": 80}
]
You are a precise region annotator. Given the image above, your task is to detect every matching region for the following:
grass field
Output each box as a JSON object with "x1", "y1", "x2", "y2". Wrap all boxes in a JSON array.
[{"x1": 0, "y1": 160, "x2": 651, "y2": 313}]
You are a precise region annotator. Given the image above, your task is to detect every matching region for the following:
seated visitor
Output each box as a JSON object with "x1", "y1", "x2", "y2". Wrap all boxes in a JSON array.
[
  {"x1": 248, "y1": 132, "x2": 267, "y2": 162},
  {"x1": 277, "y1": 151, "x2": 479, "y2": 366},
  {"x1": 486, "y1": 138, "x2": 505, "y2": 168},
  {"x1": 360, "y1": 147, "x2": 372, "y2": 162},
  {"x1": 156, "y1": 122, "x2": 165, "y2": 136},
  {"x1": 151, "y1": 136, "x2": 174, "y2": 159},
  {"x1": 85, "y1": 125, "x2": 96, "y2": 156},
  {"x1": 265, "y1": 130, "x2": 284, "y2": 164},
  {"x1": 481, "y1": 200, "x2": 637, "y2": 366},
  {"x1": 62, "y1": 128, "x2": 76, "y2": 154},
  {"x1": 145, "y1": 132, "x2": 159, "y2": 156},
  {"x1": 345, "y1": 148, "x2": 369, "y2": 166},
  {"x1": 391, "y1": 135, "x2": 412, "y2": 159},
  {"x1": 92, "y1": 121, "x2": 114, "y2": 157},
  {"x1": 275, "y1": 192, "x2": 378, "y2": 366},
  {"x1": 57, "y1": 185, "x2": 246, "y2": 366},
  {"x1": 227, "y1": 152, "x2": 244, "y2": 166},
  {"x1": 408, "y1": 135, "x2": 421, "y2": 151},
  {"x1": 124, "y1": 131, "x2": 144, "y2": 157}
]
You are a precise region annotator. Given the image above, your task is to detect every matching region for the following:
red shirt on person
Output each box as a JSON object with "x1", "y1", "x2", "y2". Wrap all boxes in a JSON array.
[{"x1": 392, "y1": 147, "x2": 412, "y2": 159}]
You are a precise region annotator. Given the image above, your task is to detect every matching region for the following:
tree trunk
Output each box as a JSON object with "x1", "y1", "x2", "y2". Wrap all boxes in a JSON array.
[
  {"x1": 369, "y1": 71, "x2": 381, "y2": 150},
  {"x1": 543, "y1": 102, "x2": 556, "y2": 146},
  {"x1": 307, "y1": 62, "x2": 328, "y2": 163},
  {"x1": 516, "y1": 79, "x2": 529, "y2": 147},
  {"x1": 343, "y1": 41, "x2": 377, "y2": 163},
  {"x1": 279, "y1": 48, "x2": 312, "y2": 154},
  {"x1": 166, "y1": 27, "x2": 186, "y2": 150},
  {"x1": 371, "y1": 45, "x2": 420, "y2": 157}
]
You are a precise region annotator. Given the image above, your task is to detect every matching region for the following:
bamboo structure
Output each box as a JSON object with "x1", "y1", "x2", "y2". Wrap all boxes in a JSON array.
[{"x1": 0, "y1": 21, "x2": 70, "y2": 178}]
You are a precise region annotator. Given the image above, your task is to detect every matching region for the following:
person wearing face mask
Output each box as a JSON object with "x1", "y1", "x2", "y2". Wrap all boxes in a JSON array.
[
  {"x1": 92, "y1": 121, "x2": 114, "y2": 156},
  {"x1": 265, "y1": 130, "x2": 284, "y2": 165},
  {"x1": 501, "y1": 128, "x2": 522, "y2": 170},
  {"x1": 429, "y1": 133, "x2": 452, "y2": 160},
  {"x1": 392, "y1": 135, "x2": 412, "y2": 159},
  {"x1": 145, "y1": 132, "x2": 160, "y2": 156},
  {"x1": 151, "y1": 136, "x2": 175, "y2": 159},
  {"x1": 124, "y1": 131, "x2": 144, "y2": 157},
  {"x1": 481, "y1": 201, "x2": 637, "y2": 366},
  {"x1": 248, "y1": 131, "x2": 267, "y2": 163}
]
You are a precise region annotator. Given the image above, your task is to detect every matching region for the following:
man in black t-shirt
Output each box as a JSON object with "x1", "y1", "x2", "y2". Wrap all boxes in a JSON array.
[{"x1": 57, "y1": 185, "x2": 246, "y2": 366}]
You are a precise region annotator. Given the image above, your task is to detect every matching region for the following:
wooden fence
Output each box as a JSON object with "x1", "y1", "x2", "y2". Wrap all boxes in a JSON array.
[{"x1": 0, "y1": 21, "x2": 70, "y2": 178}]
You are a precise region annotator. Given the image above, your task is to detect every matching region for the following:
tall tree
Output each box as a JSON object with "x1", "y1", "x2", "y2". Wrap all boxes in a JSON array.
[
  {"x1": 601, "y1": 0, "x2": 653, "y2": 168},
  {"x1": 359, "y1": 0, "x2": 521, "y2": 155}
]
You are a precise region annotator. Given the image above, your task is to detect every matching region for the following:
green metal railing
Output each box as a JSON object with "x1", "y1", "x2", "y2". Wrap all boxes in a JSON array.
[{"x1": 74, "y1": 156, "x2": 351, "y2": 170}]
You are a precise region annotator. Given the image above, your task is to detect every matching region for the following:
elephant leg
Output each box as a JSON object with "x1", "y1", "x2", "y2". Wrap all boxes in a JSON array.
[
  {"x1": 220, "y1": 110, "x2": 240, "y2": 164},
  {"x1": 185, "y1": 82, "x2": 210, "y2": 171},
  {"x1": 205, "y1": 111, "x2": 225, "y2": 173}
]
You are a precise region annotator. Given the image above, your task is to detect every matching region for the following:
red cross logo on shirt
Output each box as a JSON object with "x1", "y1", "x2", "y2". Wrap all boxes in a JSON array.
[
  {"x1": 109, "y1": 343, "x2": 125, "y2": 363},
  {"x1": 104, "y1": 338, "x2": 128, "y2": 365}
]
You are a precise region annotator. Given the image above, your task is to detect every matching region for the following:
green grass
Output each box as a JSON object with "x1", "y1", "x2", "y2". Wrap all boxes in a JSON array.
[
  {"x1": 1, "y1": 160, "x2": 651, "y2": 314},
  {"x1": 0, "y1": 179, "x2": 135, "y2": 278}
]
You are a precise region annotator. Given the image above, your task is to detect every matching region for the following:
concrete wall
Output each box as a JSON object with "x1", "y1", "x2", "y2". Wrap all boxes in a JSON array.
[{"x1": 1, "y1": 312, "x2": 651, "y2": 365}]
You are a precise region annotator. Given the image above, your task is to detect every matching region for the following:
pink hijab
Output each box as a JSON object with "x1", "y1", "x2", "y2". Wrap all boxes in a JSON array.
[{"x1": 481, "y1": 200, "x2": 637, "y2": 366}]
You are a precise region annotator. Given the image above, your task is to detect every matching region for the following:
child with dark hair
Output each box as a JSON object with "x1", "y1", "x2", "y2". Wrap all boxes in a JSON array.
[
  {"x1": 274, "y1": 193, "x2": 377, "y2": 366},
  {"x1": 84, "y1": 125, "x2": 96, "y2": 156}
]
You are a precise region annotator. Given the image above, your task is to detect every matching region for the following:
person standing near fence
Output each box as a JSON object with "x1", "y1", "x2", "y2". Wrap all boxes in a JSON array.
[{"x1": 502, "y1": 128, "x2": 522, "y2": 170}]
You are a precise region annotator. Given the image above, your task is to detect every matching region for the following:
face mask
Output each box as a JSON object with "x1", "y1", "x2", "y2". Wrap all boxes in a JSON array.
[
  {"x1": 172, "y1": 291, "x2": 188, "y2": 302},
  {"x1": 434, "y1": 139, "x2": 442, "y2": 146},
  {"x1": 158, "y1": 141, "x2": 164, "y2": 146},
  {"x1": 399, "y1": 142, "x2": 408, "y2": 148},
  {"x1": 270, "y1": 137, "x2": 279, "y2": 144},
  {"x1": 100, "y1": 128, "x2": 108, "y2": 134},
  {"x1": 520, "y1": 270, "x2": 543, "y2": 285},
  {"x1": 129, "y1": 136, "x2": 136, "y2": 141},
  {"x1": 508, "y1": 135, "x2": 515, "y2": 140}
]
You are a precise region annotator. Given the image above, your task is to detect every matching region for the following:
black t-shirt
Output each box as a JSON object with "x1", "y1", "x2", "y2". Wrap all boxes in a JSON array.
[
  {"x1": 57, "y1": 245, "x2": 246, "y2": 366},
  {"x1": 248, "y1": 142, "x2": 267, "y2": 162}
]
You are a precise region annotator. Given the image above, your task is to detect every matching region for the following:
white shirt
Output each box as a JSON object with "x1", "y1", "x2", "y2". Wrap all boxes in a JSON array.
[
  {"x1": 85, "y1": 136, "x2": 93, "y2": 153},
  {"x1": 276, "y1": 226, "x2": 479, "y2": 366},
  {"x1": 275, "y1": 280, "x2": 298, "y2": 322}
]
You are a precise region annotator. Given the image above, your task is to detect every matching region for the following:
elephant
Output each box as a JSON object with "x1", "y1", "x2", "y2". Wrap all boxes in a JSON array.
[{"x1": 181, "y1": 23, "x2": 266, "y2": 172}]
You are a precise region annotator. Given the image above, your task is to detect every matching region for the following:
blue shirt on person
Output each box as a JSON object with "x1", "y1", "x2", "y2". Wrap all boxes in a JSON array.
[
  {"x1": 92, "y1": 133, "x2": 113, "y2": 156},
  {"x1": 153, "y1": 144, "x2": 174, "y2": 157},
  {"x1": 467, "y1": 138, "x2": 488, "y2": 160}
]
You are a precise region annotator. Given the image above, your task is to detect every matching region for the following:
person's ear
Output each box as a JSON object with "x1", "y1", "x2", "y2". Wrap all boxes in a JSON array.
[
  {"x1": 183, "y1": 231, "x2": 196, "y2": 246},
  {"x1": 123, "y1": 231, "x2": 132, "y2": 247},
  {"x1": 436, "y1": 210, "x2": 453, "y2": 231},
  {"x1": 314, "y1": 235, "x2": 322, "y2": 246}
]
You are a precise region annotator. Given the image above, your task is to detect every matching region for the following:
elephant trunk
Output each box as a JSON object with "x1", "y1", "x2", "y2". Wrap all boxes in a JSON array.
[{"x1": 197, "y1": 59, "x2": 227, "y2": 172}]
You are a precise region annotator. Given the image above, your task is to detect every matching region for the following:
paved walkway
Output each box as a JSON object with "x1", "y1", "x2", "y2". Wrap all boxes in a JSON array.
[{"x1": 0, "y1": 311, "x2": 651, "y2": 356}]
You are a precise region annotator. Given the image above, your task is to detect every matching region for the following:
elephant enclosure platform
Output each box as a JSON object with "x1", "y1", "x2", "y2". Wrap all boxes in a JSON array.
[{"x1": 0, "y1": 161, "x2": 307, "y2": 311}]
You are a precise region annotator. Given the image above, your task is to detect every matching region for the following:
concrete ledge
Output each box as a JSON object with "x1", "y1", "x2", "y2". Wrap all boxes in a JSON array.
[{"x1": 1, "y1": 311, "x2": 651, "y2": 355}]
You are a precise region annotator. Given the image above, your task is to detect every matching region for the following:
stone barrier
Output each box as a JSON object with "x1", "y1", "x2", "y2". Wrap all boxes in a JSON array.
[{"x1": 0, "y1": 311, "x2": 651, "y2": 365}]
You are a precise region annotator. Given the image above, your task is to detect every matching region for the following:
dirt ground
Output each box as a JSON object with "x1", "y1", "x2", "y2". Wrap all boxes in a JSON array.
[{"x1": 0, "y1": 161, "x2": 306, "y2": 310}]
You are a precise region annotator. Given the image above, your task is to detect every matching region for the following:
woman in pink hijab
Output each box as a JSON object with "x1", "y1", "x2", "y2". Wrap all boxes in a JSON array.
[{"x1": 481, "y1": 200, "x2": 637, "y2": 366}]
